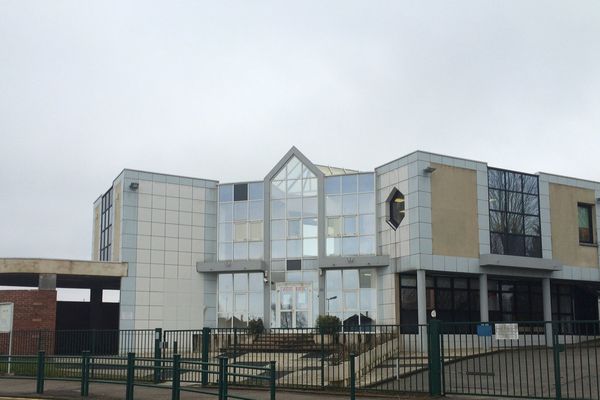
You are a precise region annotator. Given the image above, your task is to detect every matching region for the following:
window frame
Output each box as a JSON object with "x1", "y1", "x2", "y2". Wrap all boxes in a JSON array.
[{"x1": 578, "y1": 203, "x2": 594, "y2": 244}]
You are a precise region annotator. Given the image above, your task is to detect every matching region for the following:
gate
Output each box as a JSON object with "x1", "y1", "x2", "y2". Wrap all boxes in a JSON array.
[{"x1": 437, "y1": 320, "x2": 600, "y2": 399}]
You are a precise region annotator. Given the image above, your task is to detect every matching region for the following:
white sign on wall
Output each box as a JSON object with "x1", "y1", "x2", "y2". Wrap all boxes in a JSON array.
[
  {"x1": 0, "y1": 303, "x2": 14, "y2": 333},
  {"x1": 495, "y1": 323, "x2": 519, "y2": 340}
]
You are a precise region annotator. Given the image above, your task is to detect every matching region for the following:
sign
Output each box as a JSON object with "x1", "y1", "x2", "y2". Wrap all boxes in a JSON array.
[
  {"x1": 495, "y1": 323, "x2": 519, "y2": 340},
  {"x1": 476, "y1": 324, "x2": 492, "y2": 337},
  {"x1": 0, "y1": 303, "x2": 14, "y2": 333}
]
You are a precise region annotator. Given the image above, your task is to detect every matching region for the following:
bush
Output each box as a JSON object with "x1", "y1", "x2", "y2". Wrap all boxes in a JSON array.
[
  {"x1": 248, "y1": 318, "x2": 265, "y2": 336},
  {"x1": 316, "y1": 315, "x2": 341, "y2": 334}
]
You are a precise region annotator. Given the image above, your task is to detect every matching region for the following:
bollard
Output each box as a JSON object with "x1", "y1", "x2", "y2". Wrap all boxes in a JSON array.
[
  {"x1": 36, "y1": 351, "x2": 45, "y2": 394},
  {"x1": 349, "y1": 353, "x2": 356, "y2": 400},
  {"x1": 269, "y1": 361, "x2": 276, "y2": 400},
  {"x1": 201, "y1": 327, "x2": 211, "y2": 386},
  {"x1": 171, "y1": 354, "x2": 181, "y2": 400},
  {"x1": 125, "y1": 352, "x2": 135, "y2": 400},
  {"x1": 81, "y1": 350, "x2": 91, "y2": 396}
]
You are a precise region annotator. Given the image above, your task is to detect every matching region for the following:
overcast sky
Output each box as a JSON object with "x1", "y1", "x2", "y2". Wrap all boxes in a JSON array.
[{"x1": 0, "y1": 1, "x2": 599, "y2": 260}]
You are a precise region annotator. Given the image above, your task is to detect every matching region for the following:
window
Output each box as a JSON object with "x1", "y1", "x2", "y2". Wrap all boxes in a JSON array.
[
  {"x1": 578, "y1": 204, "x2": 594, "y2": 244},
  {"x1": 385, "y1": 188, "x2": 405, "y2": 230},
  {"x1": 218, "y1": 272, "x2": 264, "y2": 328},
  {"x1": 488, "y1": 168, "x2": 541, "y2": 257},
  {"x1": 399, "y1": 274, "x2": 480, "y2": 333},
  {"x1": 325, "y1": 173, "x2": 375, "y2": 256},
  {"x1": 218, "y1": 182, "x2": 264, "y2": 261},
  {"x1": 270, "y1": 156, "x2": 319, "y2": 260},
  {"x1": 99, "y1": 188, "x2": 113, "y2": 261},
  {"x1": 325, "y1": 269, "x2": 377, "y2": 326}
]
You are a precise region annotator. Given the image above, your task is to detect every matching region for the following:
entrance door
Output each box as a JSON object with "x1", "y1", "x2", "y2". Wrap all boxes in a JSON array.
[{"x1": 276, "y1": 284, "x2": 312, "y2": 328}]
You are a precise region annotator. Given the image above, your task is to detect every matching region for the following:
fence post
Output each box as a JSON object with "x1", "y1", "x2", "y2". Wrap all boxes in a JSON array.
[
  {"x1": 173, "y1": 340, "x2": 178, "y2": 355},
  {"x1": 320, "y1": 329, "x2": 325, "y2": 388},
  {"x1": 154, "y1": 328, "x2": 162, "y2": 384},
  {"x1": 36, "y1": 350, "x2": 45, "y2": 394},
  {"x1": 269, "y1": 360, "x2": 276, "y2": 400},
  {"x1": 37, "y1": 329, "x2": 43, "y2": 352},
  {"x1": 201, "y1": 327, "x2": 211, "y2": 386},
  {"x1": 91, "y1": 329, "x2": 97, "y2": 356},
  {"x1": 428, "y1": 319, "x2": 442, "y2": 396},
  {"x1": 171, "y1": 354, "x2": 181, "y2": 400},
  {"x1": 81, "y1": 350, "x2": 91, "y2": 396},
  {"x1": 551, "y1": 322, "x2": 562, "y2": 400},
  {"x1": 349, "y1": 353, "x2": 356, "y2": 400},
  {"x1": 125, "y1": 352, "x2": 135, "y2": 400},
  {"x1": 219, "y1": 356, "x2": 229, "y2": 400}
]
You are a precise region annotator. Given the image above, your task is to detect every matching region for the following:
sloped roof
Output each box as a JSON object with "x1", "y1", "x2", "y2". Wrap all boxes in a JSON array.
[{"x1": 315, "y1": 164, "x2": 360, "y2": 176}]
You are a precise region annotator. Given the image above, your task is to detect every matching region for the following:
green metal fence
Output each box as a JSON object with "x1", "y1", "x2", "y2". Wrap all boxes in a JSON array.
[
  {"x1": 0, "y1": 350, "x2": 275, "y2": 400},
  {"x1": 3, "y1": 321, "x2": 600, "y2": 399}
]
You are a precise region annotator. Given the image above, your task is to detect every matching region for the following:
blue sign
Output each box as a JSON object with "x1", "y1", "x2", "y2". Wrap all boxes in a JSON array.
[{"x1": 477, "y1": 324, "x2": 492, "y2": 337}]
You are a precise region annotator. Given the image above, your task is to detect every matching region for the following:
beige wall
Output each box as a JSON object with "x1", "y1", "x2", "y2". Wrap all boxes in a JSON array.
[
  {"x1": 431, "y1": 163, "x2": 479, "y2": 258},
  {"x1": 549, "y1": 183, "x2": 598, "y2": 267},
  {"x1": 112, "y1": 182, "x2": 122, "y2": 261},
  {"x1": 92, "y1": 203, "x2": 101, "y2": 261}
]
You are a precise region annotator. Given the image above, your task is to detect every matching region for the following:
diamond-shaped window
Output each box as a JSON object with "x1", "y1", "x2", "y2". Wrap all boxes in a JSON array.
[{"x1": 386, "y1": 188, "x2": 405, "y2": 230}]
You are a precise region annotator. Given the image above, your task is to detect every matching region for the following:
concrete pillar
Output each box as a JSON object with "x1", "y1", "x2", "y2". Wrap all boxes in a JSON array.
[
  {"x1": 416, "y1": 270, "x2": 427, "y2": 325},
  {"x1": 479, "y1": 274, "x2": 489, "y2": 323},
  {"x1": 89, "y1": 287, "x2": 104, "y2": 330},
  {"x1": 542, "y1": 277, "x2": 553, "y2": 345}
]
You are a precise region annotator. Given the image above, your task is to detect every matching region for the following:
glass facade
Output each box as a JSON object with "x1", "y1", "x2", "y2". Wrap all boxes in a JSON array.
[
  {"x1": 218, "y1": 182, "x2": 264, "y2": 261},
  {"x1": 400, "y1": 274, "x2": 480, "y2": 329},
  {"x1": 99, "y1": 188, "x2": 113, "y2": 261},
  {"x1": 325, "y1": 173, "x2": 376, "y2": 256},
  {"x1": 325, "y1": 269, "x2": 377, "y2": 326},
  {"x1": 217, "y1": 272, "x2": 264, "y2": 327},
  {"x1": 488, "y1": 167, "x2": 542, "y2": 257},
  {"x1": 270, "y1": 156, "x2": 318, "y2": 261},
  {"x1": 487, "y1": 279, "x2": 543, "y2": 322}
]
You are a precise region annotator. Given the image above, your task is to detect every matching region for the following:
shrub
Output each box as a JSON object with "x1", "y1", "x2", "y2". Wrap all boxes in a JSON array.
[
  {"x1": 248, "y1": 318, "x2": 265, "y2": 336},
  {"x1": 316, "y1": 315, "x2": 341, "y2": 334}
]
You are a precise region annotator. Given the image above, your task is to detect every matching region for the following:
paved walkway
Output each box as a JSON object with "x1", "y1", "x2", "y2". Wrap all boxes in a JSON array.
[{"x1": 0, "y1": 379, "x2": 429, "y2": 400}]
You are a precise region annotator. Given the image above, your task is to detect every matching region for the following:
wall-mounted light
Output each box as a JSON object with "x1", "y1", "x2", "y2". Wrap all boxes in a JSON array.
[
  {"x1": 129, "y1": 182, "x2": 139, "y2": 190},
  {"x1": 423, "y1": 167, "x2": 436, "y2": 174}
]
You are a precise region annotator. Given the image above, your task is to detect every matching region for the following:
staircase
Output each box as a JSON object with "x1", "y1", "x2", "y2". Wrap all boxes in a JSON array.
[{"x1": 221, "y1": 332, "x2": 333, "y2": 353}]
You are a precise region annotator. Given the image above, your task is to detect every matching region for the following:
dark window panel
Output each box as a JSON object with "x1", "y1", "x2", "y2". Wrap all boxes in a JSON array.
[
  {"x1": 488, "y1": 169, "x2": 504, "y2": 189},
  {"x1": 506, "y1": 213, "x2": 524, "y2": 234},
  {"x1": 505, "y1": 235, "x2": 525, "y2": 256},
  {"x1": 490, "y1": 233, "x2": 505, "y2": 254},
  {"x1": 525, "y1": 236, "x2": 542, "y2": 257},
  {"x1": 286, "y1": 259, "x2": 301, "y2": 270},
  {"x1": 578, "y1": 204, "x2": 594, "y2": 244},
  {"x1": 234, "y1": 184, "x2": 248, "y2": 202},
  {"x1": 505, "y1": 172, "x2": 522, "y2": 192},
  {"x1": 489, "y1": 189, "x2": 506, "y2": 211},
  {"x1": 506, "y1": 192, "x2": 524, "y2": 213},
  {"x1": 523, "y1": 194, "x2": 540, "y2": 215},
  {"x1": 522, "y1": 175, "x2": 539, "y2": 195}
]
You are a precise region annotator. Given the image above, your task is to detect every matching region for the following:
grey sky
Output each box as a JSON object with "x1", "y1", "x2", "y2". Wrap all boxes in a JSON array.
[{"x1": 0, "y1": 1, "x2": 599, "y2": 260}]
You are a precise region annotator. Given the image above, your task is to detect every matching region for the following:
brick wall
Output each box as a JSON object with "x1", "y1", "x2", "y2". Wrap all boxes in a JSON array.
[{"x1": 0, "y1": 290, "x2": 57, "y2": 354}]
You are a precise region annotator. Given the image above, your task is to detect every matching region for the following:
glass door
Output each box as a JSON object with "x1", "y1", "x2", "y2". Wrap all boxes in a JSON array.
[{"x1": 276, "y1": 284, "x2": 312, "y2": 328}]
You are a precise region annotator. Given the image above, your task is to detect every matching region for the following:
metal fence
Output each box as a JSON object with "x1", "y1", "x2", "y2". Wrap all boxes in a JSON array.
[{"x1": 2, "y1": 321, "x2": 600, "y2": 399}]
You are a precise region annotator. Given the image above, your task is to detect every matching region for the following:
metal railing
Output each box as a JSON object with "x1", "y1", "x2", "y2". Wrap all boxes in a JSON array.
[
  {"x1": 0, "y1": 350, "x2": 275, "y2": 400},
  {"x1": 3, "y1": 320, "x2": 600, "y2": 399}
]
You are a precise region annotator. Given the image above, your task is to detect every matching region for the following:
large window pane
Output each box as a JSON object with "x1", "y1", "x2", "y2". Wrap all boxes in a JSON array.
[
  {"x1": 342, "y1": 175, "x2": 357, "y2": 194},
  {"x1": 326, "y1": 195, "x2": 342, "y2": 216},
  {"x1": 303, "y1": 178, "x2": 317, "y2": 196},
  {"x1": 343, "y1": 216, "x2": 357, "y2": 236},
  {"x1": 234, "y1": 222, "x2": 247, "y2": 242},
  {"x1": 219, "y1": 223, "x2": 232, "y2": 242},
  {"x1": 271, "y1": 240, "x2": 286, "y2": 258},
  {"x1": 358, "y1": 193, "x2": 375, "y2": 214},
  {"x1": 342, "y1": 237, "x2": 359, "y2": 255},
  {"x1": 248, "y1": 221, "x2": 263, "y2": 241},
  {"x1": 233, "y1": 242, "x2": 248, "y2": 260},
  {"x1": 234, "y1": 273, "x2": 248, "y2": 291},
  {"x1": 219, "y1": 203, "x2": 233, "y2": 222},
  {"x1": 271, "y1": 181, "x2": 286, "y2": 199},
  {"x1": 218, "y1": 274, "x2": 233, "y2": 292},
  {"x1": 287, "y1": 198, "x2": 302, "y2": 218},
  {"x1": 359, "y1": 235, "x2": 375, "y2": 255},
  {"x1": 271, "y1": 220, "x2": 285, "y2": 240},
  {"x1": 343, "y1": 270, "x2": 359, "y2": 289},
  {"x1": 219, "y1": 243, "x2": 233, "y2": 260},
  {"x1": 302, "y1": 218, "x2": 318, "y2": 238},
  {"x1": 248, "y1": 182, "x2": 263, "y2": 200},
  {"x1": 302, "y1": 197, "x2": 318, "y2": 217},
  {"x1": 359, "y1": 214, "x2": 375, "y2": 235},
  {"x1": 523, "y1": 194, "x2": 539, "y2": 215},
  {"x1": 287, "y1": 179, "x2": 302, "y2": 197},
  {"x1": 248, "y1": 201, "x2": 264, "y2": 220},
  {"x1": 342, "y1": 194, "x2": 358, "y2": 215},
  {"x1": 325, "y1": 177, "x2": 341, "y2": 194},
  {"x1": 286, "y1": 157, "x2": 302, "y2": 180},
  {"x1": 287, "y1": 239, "x2": 302, "y2": 258},
  {"x1": 287, "y1": 219, "x2": 301, "y2": 238},
  {"x1": 248, "y1": 242, "x2": 263, "y2": 260},
  {"x1": 358, "y1": 174, "x2": 374, "y2": 193},
  {"x1": 327, "y1": 217, "x2": 342, "y2": 237},
  {"x1": 327, "y1": 238, "x2": 341, "y2": 256},
  {"x1": 271, "y1": 199, "x2": 285, "y2": 219},
  {"x1": 219, "y1": 185, "x2": 233, "y2": 202},
  {"x1": 303, "y1": 238, "x2": 318, "y2": 257}
]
